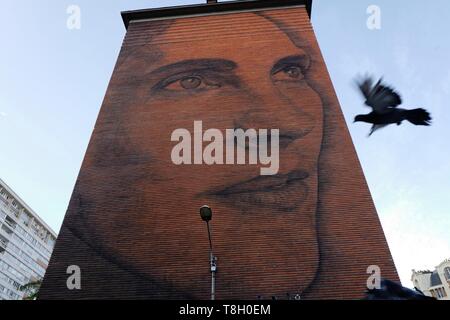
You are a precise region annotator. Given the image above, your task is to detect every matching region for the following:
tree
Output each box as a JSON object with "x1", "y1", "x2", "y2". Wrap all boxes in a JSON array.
[{"x1": 20, "y1": 279, "x2": 42, "y2": 300}]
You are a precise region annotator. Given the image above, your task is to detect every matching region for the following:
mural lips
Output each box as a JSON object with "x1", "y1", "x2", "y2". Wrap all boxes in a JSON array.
[{"x1": 205, "y1": 169, "x2": 309, "y2": 211}]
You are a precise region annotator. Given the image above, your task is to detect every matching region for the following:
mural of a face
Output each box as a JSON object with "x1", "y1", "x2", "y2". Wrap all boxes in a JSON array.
[{"x1": 81, "y1": 12, "x2": 325, "y2": 299}]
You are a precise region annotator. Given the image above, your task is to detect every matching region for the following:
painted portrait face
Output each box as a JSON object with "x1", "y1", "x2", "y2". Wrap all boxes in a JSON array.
[{"x1": 81, "y1": 12, "x2": 324, "y2": 299}]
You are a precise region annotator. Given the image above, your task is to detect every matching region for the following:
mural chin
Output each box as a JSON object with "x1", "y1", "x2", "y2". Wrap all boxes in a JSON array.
[
  {"x1": 203, "y1": 174, "x2": 320, "y2": 299},
  {"x1": 80, "y1": 168, "x2": 319, "y2": 298}
]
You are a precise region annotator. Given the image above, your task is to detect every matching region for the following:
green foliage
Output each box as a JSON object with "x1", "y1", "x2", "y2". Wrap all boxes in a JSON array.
[{"x1": 19, "y1": 280, "x2": 42, "y2": 300}]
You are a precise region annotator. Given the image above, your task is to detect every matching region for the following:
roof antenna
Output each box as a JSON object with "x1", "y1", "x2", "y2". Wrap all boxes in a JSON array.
[{"x1": 207, "y1": 0, "x2": 218, "y2": 3}]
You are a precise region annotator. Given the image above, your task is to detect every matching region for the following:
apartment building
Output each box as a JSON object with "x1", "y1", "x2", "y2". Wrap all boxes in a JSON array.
[
  {"x1": 411, "y1": 259, "x2": 450, "y2": 300},
  {"x1": 0, "y1": 178, "x2": 57, "y2": 300}
]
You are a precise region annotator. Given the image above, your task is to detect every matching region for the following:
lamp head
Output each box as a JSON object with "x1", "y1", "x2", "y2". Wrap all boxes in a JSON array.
[{"x1": 200, "y1": 205, "x2": 212, "y2": 222}]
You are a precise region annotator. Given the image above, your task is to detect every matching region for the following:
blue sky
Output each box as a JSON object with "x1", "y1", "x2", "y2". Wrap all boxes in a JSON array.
[{"x1": 0, "y1": 0, "x2": 448, "y2": 287}]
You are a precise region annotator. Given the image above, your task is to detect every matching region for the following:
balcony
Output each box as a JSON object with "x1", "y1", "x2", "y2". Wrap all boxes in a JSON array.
[
  {"x1": 1, "y1": 224, "x2": 13, "y2": 236},
  {"x1": 0, "y1": 244, "x2": 6, "y2": 255},
  {"x1": 9, "y1": 206, "x2": 19, "y2": 217},
  {"x1": 4, "y1": 216, "x2": 16, "y2": 230},
  {"x1": 0, "y1": 196, "x2": 8, "y2": 208},
  {"x1": 0, "y1": 237, "x2": 7, "y2": 249}
]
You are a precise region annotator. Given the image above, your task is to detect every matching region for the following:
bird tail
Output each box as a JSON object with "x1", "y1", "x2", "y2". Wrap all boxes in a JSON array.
[{"x1": 405, "y1": 108, "x2": 432, "y2": 126}]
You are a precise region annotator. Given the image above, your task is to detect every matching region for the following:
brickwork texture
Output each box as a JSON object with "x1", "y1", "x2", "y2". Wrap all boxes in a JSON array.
[{"x1": 39, "y1": 6, "x2": 399, "y2": 300}]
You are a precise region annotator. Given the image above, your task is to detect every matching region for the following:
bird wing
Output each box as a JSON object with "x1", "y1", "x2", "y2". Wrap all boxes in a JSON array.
[
  {"x1": 368, "y1": 124, "x2": 389, "y2": 136},
  {"x1": 357, "y1": 76, "x2": 373, "y2": 100},
  {"x1": 357, "y1": 76, "x2": 402, "y2": 114}
]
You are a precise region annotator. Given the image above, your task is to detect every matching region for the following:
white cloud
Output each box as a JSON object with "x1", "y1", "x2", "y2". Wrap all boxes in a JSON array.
[{"x1": 0, "y1": 111, "x2": 7, "y2": 117}]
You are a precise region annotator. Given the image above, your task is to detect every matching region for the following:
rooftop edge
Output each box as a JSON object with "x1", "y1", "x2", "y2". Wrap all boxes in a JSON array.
[
  {"x1": 121, "y1": 0, "x2": 312, "y2": 29},
  {"x1": 0, "y1": 178, "x2": 58, "y2": 238}
]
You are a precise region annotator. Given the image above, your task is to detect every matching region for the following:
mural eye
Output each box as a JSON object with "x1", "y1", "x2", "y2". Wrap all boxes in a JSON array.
[
  {"x1": 285, "y1": 66, "x2": 303, "y2": 78},
  {"x1": 272, "y1": 65, "x2": 305, "y2": 82},
  {"x1": 180, "y1": 76, "x2": 202, "y2": 89},
  {"x1": 163, "y1": 75, "x2": 220, "y2": 92}
]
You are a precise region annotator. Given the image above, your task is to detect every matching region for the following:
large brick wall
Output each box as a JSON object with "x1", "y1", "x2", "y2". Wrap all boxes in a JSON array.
[{"x1": 39, "y1": 4, "x2": 399, "y2": 300}]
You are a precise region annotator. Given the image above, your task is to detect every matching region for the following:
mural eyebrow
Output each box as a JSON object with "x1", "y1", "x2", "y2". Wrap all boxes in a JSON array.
[
  {"x1": 149, "y1": 59, "x2": 237, "y2": 76},
  {"x1": 271, "y1": 54, "x2": 311, "y2": 74}
]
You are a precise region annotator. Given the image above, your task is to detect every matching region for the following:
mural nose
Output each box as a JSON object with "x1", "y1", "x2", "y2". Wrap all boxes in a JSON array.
[{"x1": 235, "y1": 96, "x2": 315, "y2": 144}]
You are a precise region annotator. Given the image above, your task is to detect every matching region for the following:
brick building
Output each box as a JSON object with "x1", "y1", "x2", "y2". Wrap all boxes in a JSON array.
[{"x1": 40, "y1": 0, "x2": 398, "y2": 299}]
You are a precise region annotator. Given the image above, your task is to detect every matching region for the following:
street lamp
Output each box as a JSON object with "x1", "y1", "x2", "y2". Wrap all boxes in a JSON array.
[{"x1": 200, "y1": 205, "x2": 217, "y2": 300}]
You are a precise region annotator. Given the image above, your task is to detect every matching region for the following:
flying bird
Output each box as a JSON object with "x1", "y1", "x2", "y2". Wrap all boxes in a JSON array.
[
  {"x1": 365, "y1": 279, "x2": 436, "y2": 300},
  {"x1": 354, "y1": 76, "x2": 432, "y2": 136}
]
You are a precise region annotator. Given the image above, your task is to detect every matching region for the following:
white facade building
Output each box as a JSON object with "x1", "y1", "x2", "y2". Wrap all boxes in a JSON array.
[
  {"x1": 0, "y1": 178, "x2": 57, "y2": 300},
  {"x1": 411, "y1": 259, "x2": 450, "y2": 300}
]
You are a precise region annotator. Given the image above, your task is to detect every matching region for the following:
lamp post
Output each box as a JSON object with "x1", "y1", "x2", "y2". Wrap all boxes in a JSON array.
[{"x1": 200, "y1": 205, "x2": 217, "y2": 300}]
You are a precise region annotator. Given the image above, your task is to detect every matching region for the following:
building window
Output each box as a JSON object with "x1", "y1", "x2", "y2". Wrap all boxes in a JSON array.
[
  {"x1": 1, "y1": 224, "x2": 13, "y2": 235},
  {"x1": 0, "y1": 195, "x2": 7, "y2": 207},
  {"x1": 434, "y1": 287, "x2": 446, "y2": 299},
  {"x1": 444, "y1": 267, "x2": 450, "y2": 280},
  {"x1": 4, "y1": 216, "x2": 16, "y2": 229},
  {"x1": 430, "y1": 289, "x2": 436, "y2": 298}
]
